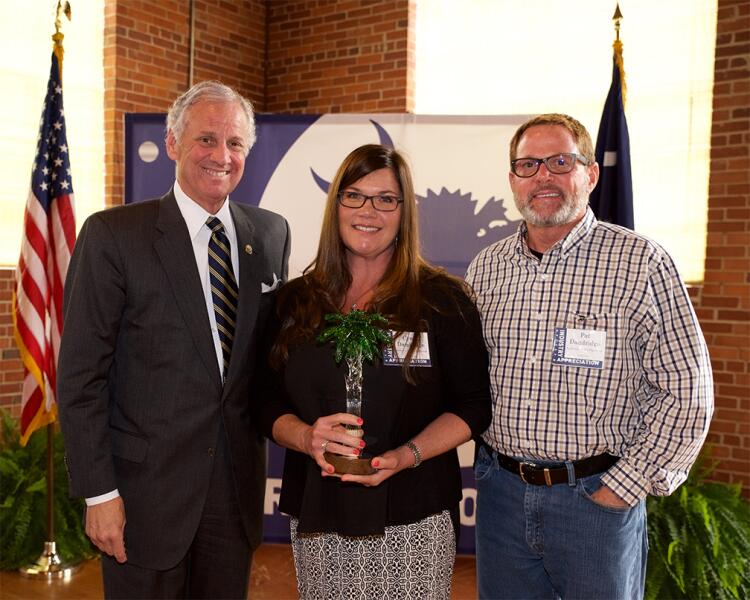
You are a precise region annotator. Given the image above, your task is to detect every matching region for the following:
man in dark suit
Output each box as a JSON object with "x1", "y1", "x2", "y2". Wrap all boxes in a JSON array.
[{"x1": 58, "y1": 80, "x2": 290, "y2": 599}]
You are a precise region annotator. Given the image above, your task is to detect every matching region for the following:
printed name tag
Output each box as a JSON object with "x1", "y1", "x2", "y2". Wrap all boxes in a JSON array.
[
  {"x1": 382, "y1": 331, "x2": 432, "y2": 367},
  {"x1": 551, "y1": 328, "x2": 606, "y2": 369}
]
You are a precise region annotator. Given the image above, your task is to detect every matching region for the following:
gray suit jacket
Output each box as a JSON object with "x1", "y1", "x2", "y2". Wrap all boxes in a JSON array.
[{"x1": 57, "y1": 191, "x2": 290, "y2": 569}]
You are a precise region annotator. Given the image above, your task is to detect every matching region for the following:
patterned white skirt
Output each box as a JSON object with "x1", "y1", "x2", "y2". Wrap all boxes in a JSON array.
[{"x1": 290, "y1": 510, "x2": 456, "y2": 600}]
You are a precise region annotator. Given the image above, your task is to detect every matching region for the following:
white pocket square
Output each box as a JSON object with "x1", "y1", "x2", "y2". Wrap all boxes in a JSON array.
[{"x1": 261, "y1": 273, "x2": 281, "y2": 294}]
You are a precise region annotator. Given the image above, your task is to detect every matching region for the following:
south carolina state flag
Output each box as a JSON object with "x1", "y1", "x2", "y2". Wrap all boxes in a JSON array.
[{"x1": 590, "y1": 54, "x2": 634, "y2": 230}]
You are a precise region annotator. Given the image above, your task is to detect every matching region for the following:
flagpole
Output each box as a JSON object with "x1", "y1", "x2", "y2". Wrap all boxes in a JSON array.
[
  {"x1": 18, "y1": 1, "x2": 79, "y2": 580},
  {"x1": 47, "y1": 422, "x2": 54, "y2": 544}
]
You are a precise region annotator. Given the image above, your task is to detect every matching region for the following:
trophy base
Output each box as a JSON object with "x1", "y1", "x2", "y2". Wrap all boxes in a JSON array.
[{"x1": 324, "y1": 452, "x2": 376, "y2": 475}]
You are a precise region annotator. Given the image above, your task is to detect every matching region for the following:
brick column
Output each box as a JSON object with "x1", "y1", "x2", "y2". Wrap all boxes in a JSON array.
[
  {"x1": 265, "y1": 0, "x2": 415, "y2": 113},
  {"x1": 696, "y1": 0, "x2": 750, "y2": 493}
]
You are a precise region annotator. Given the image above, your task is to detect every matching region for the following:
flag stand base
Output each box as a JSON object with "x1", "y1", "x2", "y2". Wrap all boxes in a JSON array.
[{"x1": 19, "y1": 541, "x2": 82, "y2": 580}]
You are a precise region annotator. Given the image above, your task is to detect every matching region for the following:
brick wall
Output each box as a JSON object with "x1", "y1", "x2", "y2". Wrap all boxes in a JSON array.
[
  {"x1": 696, "y1": 0, "x2": 750, "y2": 492},
  {"x1": 265, "y1": 0, "x2": 415, "y2": 113},
  {"x1": 0, "y1": 269, "x2": 22, "y2": 417},
  {"x1": 104, "y1": 0, "x2": 266, "y2": 207}
]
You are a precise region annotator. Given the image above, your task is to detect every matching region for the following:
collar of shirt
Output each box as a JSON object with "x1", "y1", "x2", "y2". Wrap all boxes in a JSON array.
[
  {"x1": 173, "y1": 180, "x2": 237, "y2": 244},
  {"x1": 515, "y1": 207, "x2": 598, "y2": 259}
]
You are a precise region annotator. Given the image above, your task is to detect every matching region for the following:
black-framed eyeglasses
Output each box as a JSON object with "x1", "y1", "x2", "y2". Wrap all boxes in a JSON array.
[
  {"x1": 337, "y1": 190, "x2": 403, "y2": 212},
  {"x1": 510, "y1": 153, "x2": 589, "y2": 178}
]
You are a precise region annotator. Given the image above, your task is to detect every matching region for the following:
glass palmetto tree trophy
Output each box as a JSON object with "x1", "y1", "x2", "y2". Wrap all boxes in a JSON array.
[{"x1": 317, "y1": 309, "x2": 391, "y2": 475}]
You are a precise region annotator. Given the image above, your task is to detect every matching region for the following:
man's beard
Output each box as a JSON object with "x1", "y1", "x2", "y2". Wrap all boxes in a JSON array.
[{"x1": 514, "y1": 185, "x2": 589, "y2": 227}]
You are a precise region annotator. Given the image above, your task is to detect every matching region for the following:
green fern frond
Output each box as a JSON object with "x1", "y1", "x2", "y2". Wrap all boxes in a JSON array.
[
  {"x1": 646, "y1": 451, "x2": 750, "y2": 600},
  {"x1": 0, "y1": 409, "x2": 93, "y2": 569},
  {"x1": 5, "y1": 495, "x2": 32, "y2": 565},
  {"x1": 643, "y1": 557, "x2": 668, "y2": 600}
]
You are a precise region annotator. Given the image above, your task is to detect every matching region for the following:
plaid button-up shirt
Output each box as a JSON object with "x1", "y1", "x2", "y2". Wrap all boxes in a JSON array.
[{"x1": 466, "y1": 208, "x2": 713, "y2": 505}]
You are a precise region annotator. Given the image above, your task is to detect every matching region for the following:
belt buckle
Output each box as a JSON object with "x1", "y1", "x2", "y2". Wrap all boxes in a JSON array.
[
  {"x1": 519, "y1": 461, "x2": 553, "y2": 486},
  {"x1": 518, "y1": 461, "x2": 536, "y2": 484}
]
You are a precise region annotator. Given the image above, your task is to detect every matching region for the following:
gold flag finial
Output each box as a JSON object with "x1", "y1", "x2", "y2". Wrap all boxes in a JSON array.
[
  {"x1": 613, "y1": 3, "x2": 623, "y2": 42},
  {"x1": 611, "y1": 3, "x2": 627, "y2": 108},
  {"x1": 52, "y1": 1, "x2": 71, "y2": 70},
  {"x1": 53, "y1": 1, "x2": 71, "y2": 43}
]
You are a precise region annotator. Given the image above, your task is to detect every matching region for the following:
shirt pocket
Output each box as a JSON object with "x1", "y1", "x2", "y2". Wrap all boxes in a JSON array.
[
  {"x1": 562, "y1": 311, "x2": 622, "y2": 368},
  {"x1": 558, "y1": 312, "x2": 624, "y2": 419}
]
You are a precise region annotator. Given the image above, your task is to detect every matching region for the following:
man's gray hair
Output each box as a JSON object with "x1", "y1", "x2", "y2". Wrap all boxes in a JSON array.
[{"x1": 166, "y1": 80, "x2": 256, "y2": 154}]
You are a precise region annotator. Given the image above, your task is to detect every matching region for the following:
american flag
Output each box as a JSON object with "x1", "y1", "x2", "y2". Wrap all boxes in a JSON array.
[{"x1": 13, "y1": 48, "x2": 76, "y2": 446}]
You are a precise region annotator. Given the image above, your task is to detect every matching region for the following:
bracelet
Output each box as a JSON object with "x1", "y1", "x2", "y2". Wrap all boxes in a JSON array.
[{"x1": 404, "y1": 440, "x2": 422, "y2": 468}]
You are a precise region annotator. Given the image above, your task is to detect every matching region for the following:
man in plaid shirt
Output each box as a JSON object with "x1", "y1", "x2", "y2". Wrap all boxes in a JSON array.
[{"x1": 466, "y1": 113, "x2": 713, "y2": 600}]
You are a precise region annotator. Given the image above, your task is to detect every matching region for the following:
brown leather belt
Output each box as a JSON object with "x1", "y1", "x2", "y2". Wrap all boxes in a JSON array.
[{"x1": 482, "y1": 442, "x2": 618, "y2": 486}]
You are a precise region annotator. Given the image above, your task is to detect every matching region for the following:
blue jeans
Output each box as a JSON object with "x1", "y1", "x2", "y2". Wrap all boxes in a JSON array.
[{"x1": 475, "y1": 446, "x2": 647, "y2": 600}]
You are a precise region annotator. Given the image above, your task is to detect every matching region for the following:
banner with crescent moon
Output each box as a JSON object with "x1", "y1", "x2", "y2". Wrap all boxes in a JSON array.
[{"x1": 125, "y1": 112, "x2": 527, "y2": 553}]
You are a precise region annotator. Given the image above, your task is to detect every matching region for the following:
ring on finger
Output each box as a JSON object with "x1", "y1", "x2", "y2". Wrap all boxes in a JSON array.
[{"x1": 321, "y1": 440, "x2": 329, "y2": 453}]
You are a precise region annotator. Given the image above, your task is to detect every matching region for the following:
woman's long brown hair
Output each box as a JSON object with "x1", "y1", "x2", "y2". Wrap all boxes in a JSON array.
[{"x1": 271, "y1": 144, "x2": 470, "y2": 380}]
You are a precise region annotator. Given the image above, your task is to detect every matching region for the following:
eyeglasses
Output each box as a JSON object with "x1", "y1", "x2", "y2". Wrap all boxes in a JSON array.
[
  {"x1": 510, "y1": 153, "x2": 589, "y2": 178},
  {"x1": 338, "y1": 191, "x2": 403, "y2": 212}
]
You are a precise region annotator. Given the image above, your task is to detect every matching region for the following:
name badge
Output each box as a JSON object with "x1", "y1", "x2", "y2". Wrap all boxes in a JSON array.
[
  {"x1": 551, "y1": 328, "x2": 606, "y2": 369},
  {"x1": 382, "y1": 331, "x2": 432, "y2": 367}
]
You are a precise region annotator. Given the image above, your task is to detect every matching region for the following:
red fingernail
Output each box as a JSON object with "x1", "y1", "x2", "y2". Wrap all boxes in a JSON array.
[
  {"x1": 359, "y1": 440, "x2": 366, "y2": 448},
  {"x1": 357, "y1": 418, "x2": 363, "y2": 425},
  {"x1": 327, "y1": 466, "x2": 334, "y2": 473},
  {"x1": 372, "y1": 459, "x2": 380, "y2": 467},
  {"x1": 353, "y1": 449, "x2": 360, "y2": 456}
]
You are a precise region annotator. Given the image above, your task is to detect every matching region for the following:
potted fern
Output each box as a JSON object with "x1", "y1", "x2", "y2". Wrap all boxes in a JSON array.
[
  {"x1": 0, "y1": 409, "x2": 93, "y2": 569},
  {"x1": 645, "y1": 453, "x2": 750, "y2": 599}
]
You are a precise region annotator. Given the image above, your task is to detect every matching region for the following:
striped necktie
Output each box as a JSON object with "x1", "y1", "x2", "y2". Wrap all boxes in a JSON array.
[{"x1": 206, "y1": 216, "x2": 238, "y2": 377}]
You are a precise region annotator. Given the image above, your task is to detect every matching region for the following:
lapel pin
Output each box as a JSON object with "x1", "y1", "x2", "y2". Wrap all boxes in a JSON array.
[{"x1": 244, "y1": 244, "x2": 253, "y2": 255}]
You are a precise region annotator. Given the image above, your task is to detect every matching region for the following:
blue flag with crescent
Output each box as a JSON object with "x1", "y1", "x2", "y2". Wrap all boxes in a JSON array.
[{"x1": 590, "y1": 55, "x2": 634, "y2": 229}]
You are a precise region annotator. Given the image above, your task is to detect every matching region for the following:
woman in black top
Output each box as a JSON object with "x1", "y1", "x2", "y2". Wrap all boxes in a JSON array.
[{"x1": 260, "y1": 144, "x2": 491, "y2": 599}]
